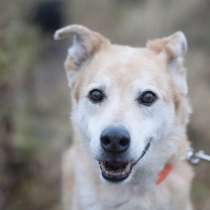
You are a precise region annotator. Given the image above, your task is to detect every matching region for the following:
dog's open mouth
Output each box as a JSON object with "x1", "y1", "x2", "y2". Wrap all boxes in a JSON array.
[
  {"x1": 98, "y1": 140, "x2": 151, "y2": 182},
  {"x1": 99, "y1": 161, "x2": 132, "y2": 182}
]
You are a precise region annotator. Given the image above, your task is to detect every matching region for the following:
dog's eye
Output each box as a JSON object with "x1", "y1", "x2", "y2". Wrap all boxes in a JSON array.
[
  {"x1": 88, "y1": 89, "x2": 105, "y2": 103},
  {"x1": 137, "y1": 91, "x2": 158, "y2": 106}
]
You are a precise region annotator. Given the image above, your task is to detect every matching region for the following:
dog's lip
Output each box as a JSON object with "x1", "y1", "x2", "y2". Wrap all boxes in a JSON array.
[
  {"x1": 132, "y1": 140, "x2": 151, "y2": 166},
  {"x1": 98, "y1": 141, "x2": 152, "y2": 182}
]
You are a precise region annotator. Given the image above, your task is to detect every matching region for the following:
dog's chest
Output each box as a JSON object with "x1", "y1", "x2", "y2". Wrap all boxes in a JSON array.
[
  {"x1": 79, "y1": 190, "x2": 172, "y2": 210},
  {"x1": 77, "y1": 177, "x2": 172, "y2": 210}
]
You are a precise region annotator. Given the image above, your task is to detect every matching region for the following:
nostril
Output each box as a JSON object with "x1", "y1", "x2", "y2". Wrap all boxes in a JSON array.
[
  {"x1": 102, "y1": 137, "x2": 111, "y2": 146},
  {"x1": 119, "y1": 138, "x2": 129, "y2": 147}
]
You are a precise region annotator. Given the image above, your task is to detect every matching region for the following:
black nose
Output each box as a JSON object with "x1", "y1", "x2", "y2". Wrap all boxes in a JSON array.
[{"x1": 100, "y1": 127, "x2": 130, "y2": 154}]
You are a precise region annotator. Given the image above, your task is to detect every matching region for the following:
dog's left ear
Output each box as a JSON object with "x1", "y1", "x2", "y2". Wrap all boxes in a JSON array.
[{"x1": 147, "y1": 32, "x2": 188, "y2": 95}]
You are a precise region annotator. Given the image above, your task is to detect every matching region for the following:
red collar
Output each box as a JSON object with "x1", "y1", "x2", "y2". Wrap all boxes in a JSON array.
[{"x1": 156, "y1": 163, "x2": 173, "y2": 185}]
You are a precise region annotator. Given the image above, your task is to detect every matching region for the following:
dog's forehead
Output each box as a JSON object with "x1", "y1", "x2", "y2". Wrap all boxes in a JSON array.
[{"x1": 83, "y1": 45, "x2": 169, "y2": 90}]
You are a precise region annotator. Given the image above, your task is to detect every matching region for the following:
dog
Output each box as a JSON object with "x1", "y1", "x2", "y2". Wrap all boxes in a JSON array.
[{"x1": 54, "y1": 25, "x2": 194, "y2": 210}]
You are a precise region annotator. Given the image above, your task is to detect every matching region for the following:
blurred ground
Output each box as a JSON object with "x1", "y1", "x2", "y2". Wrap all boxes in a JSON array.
[{"x1": 0, "y1": 0, "x2": 210, "y2": 210}]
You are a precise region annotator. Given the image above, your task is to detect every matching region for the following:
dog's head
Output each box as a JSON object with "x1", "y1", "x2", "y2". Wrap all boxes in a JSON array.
[{"x1": 55, "y1": 25, "x2": 191, "y2": 183}]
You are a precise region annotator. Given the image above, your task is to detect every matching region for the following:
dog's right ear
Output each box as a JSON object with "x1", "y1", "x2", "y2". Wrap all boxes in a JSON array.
[{"x1": 54, "y1": 25, "x2": 110, "y2": 86}]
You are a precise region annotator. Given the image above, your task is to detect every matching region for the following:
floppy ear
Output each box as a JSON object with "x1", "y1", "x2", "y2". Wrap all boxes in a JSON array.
[
  {"x1": 147, "y1": 32, "x2": 188, "y2": 95},
  {"x1": 54, "y1": 25, "x2": 110, "y2": 86}
]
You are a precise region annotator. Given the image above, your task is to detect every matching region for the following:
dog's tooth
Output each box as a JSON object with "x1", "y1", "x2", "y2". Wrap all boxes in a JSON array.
[{"x1": 99, "y1": 161, "x2": 133, "y2": 180}]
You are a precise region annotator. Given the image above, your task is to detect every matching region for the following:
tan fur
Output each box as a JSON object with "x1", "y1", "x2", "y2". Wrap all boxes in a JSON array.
[{"x1": 55, "y1": 25, "x2": 194, "y2": 210}]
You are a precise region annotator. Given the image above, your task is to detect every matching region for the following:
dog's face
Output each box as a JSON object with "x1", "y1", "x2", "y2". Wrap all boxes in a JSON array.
[{"x1": 55, "y1": 25, "x2": 190, "y2": 183}]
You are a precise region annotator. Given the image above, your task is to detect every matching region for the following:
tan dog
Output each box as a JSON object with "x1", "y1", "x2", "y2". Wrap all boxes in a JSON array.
[{"x1": 54, "y1": 25, "x2": 194, "y2": 210}]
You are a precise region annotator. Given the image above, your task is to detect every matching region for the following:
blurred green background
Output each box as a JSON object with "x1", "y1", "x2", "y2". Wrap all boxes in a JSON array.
[{"x1": 0, "y1": 0, "x2": 210, "y2": 209}]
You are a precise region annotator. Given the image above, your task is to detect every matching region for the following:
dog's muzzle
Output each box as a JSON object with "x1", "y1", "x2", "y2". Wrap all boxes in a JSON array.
[{"x1": 98, "y1": 127, "x2": 151, "y2": 182}]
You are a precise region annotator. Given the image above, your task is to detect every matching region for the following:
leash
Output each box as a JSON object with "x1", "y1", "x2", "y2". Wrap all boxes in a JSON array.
[
  {"x1": 187, "y1": 148, "x2": 210, "y2": 165},
  {"x1": 156, "y1": 148, "x2": 210, "y2": 185}
]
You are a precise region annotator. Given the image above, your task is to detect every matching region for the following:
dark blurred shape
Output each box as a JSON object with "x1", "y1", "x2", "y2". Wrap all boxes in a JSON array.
[{"x1": 32, "y1": 0, "x2": 65, "y2": 34}]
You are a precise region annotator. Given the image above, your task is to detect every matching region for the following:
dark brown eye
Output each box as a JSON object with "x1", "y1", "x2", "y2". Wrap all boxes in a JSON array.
[
  {"x1": 137, "y1": 91, "x2": 158, "y2": 106},
  {"x1": 88, "y1": 89, "x2": 105, "y2": 103}
]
